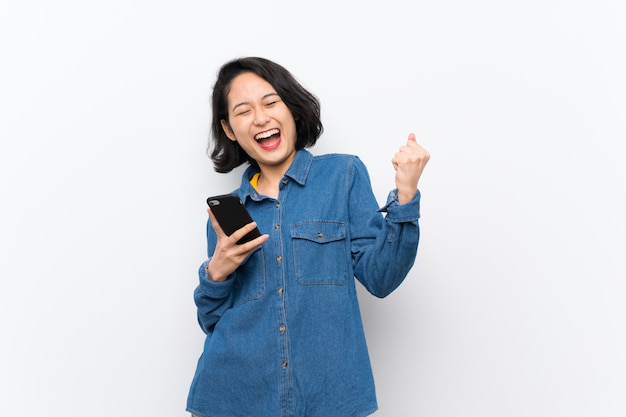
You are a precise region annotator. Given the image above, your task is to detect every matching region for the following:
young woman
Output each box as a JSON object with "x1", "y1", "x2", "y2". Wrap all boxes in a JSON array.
[{"x1": 187, "y1": 57, "x2": 430, "y2": 417}]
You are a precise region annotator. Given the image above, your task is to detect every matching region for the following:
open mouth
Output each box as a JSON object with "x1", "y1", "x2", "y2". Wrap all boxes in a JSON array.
[{"x1": 254, "y1": 128, "x2": 281, "y2": 149}]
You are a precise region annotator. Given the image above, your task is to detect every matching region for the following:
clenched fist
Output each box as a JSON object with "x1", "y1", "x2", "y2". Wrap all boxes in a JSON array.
[{"x1": 392, "y1": 133, "x2": 430, "y2": 204}]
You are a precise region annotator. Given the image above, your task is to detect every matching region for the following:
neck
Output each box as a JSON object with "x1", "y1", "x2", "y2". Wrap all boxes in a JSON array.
[
  {"x1": 255, "y1": 153, "x2": 297, "y2": 199},
  {"x1": 255, "y1": 171, "x2": 281, "y2": 199}
]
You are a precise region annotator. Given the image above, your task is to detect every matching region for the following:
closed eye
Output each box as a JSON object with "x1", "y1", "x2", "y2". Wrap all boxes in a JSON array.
[{"x1": 262, "y1": 93, "x2": 281, "y2": 107}]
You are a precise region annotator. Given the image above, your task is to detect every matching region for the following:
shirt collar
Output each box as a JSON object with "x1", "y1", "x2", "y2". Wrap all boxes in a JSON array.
[
  {"x1": 238, "y1": 149, "x2": 313, "y2": 200},
  {"x1": 283, "y1": 149, "x2": 312, "y2": 186}
]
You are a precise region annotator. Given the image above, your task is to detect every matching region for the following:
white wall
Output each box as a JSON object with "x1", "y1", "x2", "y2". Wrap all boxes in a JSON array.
[{"x1": 1, "y1": 1, "x2": 625, "y2": 416}]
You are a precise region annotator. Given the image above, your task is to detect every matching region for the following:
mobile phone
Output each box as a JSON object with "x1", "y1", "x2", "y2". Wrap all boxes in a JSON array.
[{"x1": 206, "y1": 194, "x2": 262, "y2": 244}]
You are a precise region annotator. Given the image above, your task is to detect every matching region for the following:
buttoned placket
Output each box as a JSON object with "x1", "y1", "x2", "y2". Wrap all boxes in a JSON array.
[{"x1": 272, "y1": 179, "x2": 292, "y2": 416}]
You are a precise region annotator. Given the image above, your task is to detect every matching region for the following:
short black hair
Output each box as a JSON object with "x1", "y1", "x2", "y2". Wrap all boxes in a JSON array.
[{"x1": 210, "y1": 57, "x2": 323, "y2": 173}]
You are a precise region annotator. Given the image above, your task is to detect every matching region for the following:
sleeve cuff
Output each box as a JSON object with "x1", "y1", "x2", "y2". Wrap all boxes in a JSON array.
[
  {"x1": 197, "y1": 260, "x2": 234, "y2": 299},
  {"x1": 377, "y1": 189, "x2": 421, "y2": 222}
]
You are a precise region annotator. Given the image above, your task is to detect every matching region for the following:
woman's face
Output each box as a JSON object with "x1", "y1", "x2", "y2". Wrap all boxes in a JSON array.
[{"x1": 221, "y1": 72, "x2": 297, "y2": 175}]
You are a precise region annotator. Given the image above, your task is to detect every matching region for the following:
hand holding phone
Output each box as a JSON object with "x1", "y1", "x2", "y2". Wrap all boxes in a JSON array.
[{"x1": 206, "y1": 194, "x2": 262, "y2": 245}]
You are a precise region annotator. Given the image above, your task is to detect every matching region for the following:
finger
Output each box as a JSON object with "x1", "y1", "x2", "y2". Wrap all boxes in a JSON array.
[
  {"x1": 237, "y1": 233, "x2": 270, "y2": 252},
  {"x1": 229, "y1": 221, "x2": 261, "y2": 243},
  {"x1": 395, "y1": 147, "x2": 416, "y2": 164},
  {"x1": 391, "y1": 151, "x2": 402, "y2": 169},
  {"x1": 408, "y1": 132, "x2": 417, "y2": 143}
]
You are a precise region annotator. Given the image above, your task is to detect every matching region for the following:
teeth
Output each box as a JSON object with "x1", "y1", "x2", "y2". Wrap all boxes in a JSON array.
[{"x1": 255, "y1": 129, "x2": 279, "y2": 140}]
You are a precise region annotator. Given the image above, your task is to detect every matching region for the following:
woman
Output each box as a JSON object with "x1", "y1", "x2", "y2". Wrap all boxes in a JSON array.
[{"x1": 187, "y1": 57, "x2": 430, "y2": 417}]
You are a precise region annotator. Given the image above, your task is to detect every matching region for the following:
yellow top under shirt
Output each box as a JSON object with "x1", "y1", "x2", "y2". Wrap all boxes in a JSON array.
[{"x1": 249, "y1": 172, "x2": 260, "y2": 190}]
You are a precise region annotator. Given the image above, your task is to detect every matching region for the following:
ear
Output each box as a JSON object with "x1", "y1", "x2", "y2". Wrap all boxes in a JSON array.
[{"x1": 220, "y1": 119, "x2": 237, "y2": 142}]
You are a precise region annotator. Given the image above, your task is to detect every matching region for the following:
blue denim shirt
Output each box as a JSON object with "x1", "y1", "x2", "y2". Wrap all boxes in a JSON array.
[{"x1": 187, "y1": 150, "x2": 421, "y2": 417}]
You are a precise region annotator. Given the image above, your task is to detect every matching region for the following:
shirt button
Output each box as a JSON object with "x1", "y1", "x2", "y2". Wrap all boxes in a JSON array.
[
  {"x1": 281, "y1": 179, "x2": 288, "y2": 185},
  {"x1": 275, "y1": 224, "x2": 280, "y2": 230},
  {"x1": 276, "y1": 256, "x2": 283, "y2": 263},
  {"x1": 282, "y1": 361, "x2": 288, "y2": 368},
  {"x1": 317, "y1": 231, "x2": 323, "y2": 238},
  {"x1": 279, "y1": 325, "x2": 285, "y2": 332},
  {"x1": 276, "y1": 203, "x2": 281, "y2": 208},
  {"x1": 278, "y1": 288, "x2": 284, "y2": 295}
]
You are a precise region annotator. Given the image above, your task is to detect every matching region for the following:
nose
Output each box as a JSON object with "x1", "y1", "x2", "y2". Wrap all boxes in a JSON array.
[{"x1": 253, "y1": 107, "x2": 270, "y2": 125}]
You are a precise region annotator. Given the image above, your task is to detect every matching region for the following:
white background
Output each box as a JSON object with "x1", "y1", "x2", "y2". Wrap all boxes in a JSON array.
[{"x1": 1, "y1": 1, "x2": 625, "y2": 416}]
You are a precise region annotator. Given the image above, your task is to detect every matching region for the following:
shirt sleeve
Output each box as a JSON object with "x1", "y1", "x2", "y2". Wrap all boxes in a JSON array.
[
  {"x1": 348, "y1": 157, "x2": 421, "y2": 298},
  {"x1": 194, "y1": 260, "x2": 235, "y2": 334},
  {"x1": 193, "y1": 220, "x2": 236, "y2": 334}
]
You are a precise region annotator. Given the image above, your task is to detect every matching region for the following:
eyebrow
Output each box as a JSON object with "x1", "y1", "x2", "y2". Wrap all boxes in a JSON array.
[{"x1": 232, "y1": 93, "x2": 280, "y2": 113}]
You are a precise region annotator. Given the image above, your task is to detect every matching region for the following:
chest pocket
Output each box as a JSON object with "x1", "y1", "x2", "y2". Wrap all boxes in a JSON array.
[{"x1": 291, "y1": 221, "x2": 349, "y2": 285}]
